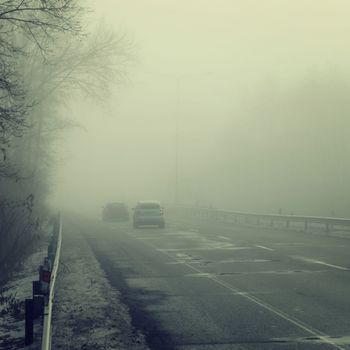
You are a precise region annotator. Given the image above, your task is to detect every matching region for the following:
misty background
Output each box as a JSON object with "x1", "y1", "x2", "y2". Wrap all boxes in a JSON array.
[{"x1": 52, "y1": 0, "x2": 350, "y2": 217}]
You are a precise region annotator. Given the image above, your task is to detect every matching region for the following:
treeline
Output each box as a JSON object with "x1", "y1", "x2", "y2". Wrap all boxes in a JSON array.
[
  {"x1": 0, "y1": 0, "x2": 131, "y2": 281},
  {"x1": 198, "y1": 72, "x2": 350, "y2": 217}
]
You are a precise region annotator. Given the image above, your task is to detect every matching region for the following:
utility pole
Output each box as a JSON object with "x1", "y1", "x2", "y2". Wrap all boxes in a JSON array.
[
  {"x1": 173, "y1": 73, "x2": 212, "y2": 205},
  {"x1": 144, "y1": 71, "x2": 212, "y2": 205},
  {"x1": 175, "y1": 77, "x2": 180, "y2": 205}
]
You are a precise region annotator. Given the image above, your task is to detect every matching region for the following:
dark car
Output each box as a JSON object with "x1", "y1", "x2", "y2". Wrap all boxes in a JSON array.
[{"x1": 102, "y1": 202, "x2": 129, "y2": 222}]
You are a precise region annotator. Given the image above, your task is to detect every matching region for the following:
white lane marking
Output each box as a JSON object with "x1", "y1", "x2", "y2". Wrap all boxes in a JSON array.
[
  {"x1": 166, "y1": 231, "x2": 199, "y2": 236},
  {"x1": 141, "y1": 240, "x2": 346, "y2": 350},
  {"x1": 273, "y1": 242, "x2": 305, "y2": 246},
  {"x1": 157, "y1": 246, "x2": 250, "y2": 252},
  {"x1": 218, "y1": 235, "x2": 231, "y2": 240},
  {"x1": 176, "y1": 253, "x2": 190, "y2": 258},
  {"x1": 294, "y1": 257, "x2": 348, "y2": 271},
  {"x1": 167, "y1": 261, "x2": 202, "y2": 265},
  {"x1": 255, "y1": 244, "x2": 274, "y2": 251},
  {"x1": 186, "y1": 273, "x2": 215, "y2": 278},
  {"x1": 211, "y1": 258, "x2": 272, "y2": 264}
]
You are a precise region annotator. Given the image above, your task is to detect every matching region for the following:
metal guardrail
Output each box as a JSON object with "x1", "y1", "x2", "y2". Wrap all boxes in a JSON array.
[
  {"x1": 41, "y1": 214, "x2": 62, "y2": 350},
  {"x1": 24, "y1": 213, "x2": 62, "y2": 348},
  {"x1": 172, "y1": 206, "x2": 350, "y2": 232}
]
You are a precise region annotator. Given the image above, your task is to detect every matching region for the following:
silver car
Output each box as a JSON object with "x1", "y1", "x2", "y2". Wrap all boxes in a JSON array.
[{"x1": 133, "y1": 200, "x2": 165, "y2": 228}]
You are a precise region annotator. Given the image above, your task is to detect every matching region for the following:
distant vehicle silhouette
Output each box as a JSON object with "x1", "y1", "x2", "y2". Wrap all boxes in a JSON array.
[
  {"x1": 102, "y1": 202, "x2": 129, "y2": 222},
  {"x1": 133, "y1": 200, "x2": 165, "y2": 228}
]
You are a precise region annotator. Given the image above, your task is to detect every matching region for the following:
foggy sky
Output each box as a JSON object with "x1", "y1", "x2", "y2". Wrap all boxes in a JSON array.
[{"x1": 52, "y1": 1, "x2": 350, "y2": 217}]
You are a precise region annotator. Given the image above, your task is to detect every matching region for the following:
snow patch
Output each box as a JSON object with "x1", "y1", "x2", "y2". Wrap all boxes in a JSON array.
[{"x1": 52, "y1": 226, "x2": 149, "y2": 350}]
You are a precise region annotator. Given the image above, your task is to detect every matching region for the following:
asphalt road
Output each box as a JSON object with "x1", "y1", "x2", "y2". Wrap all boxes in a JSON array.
[{"x1": 77, "y1": 214, "x2": 350, "y2": 350}]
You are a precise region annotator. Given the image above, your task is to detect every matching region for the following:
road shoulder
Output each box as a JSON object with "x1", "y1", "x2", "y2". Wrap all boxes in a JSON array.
[{"x1": 52, "y1": 220, "x2": 149, "y2": 350}]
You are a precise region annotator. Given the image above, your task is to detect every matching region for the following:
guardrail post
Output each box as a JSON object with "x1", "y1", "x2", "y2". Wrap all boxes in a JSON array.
[
  {"x1": 33, "y1": 280, "x2": 42, "y2": 296},
  {"x1": 286, "y1": 220, "x2": 290, "y2": 228},
  {"x1": 326, "y1": 223, "x2": 329, "y2": 232},
  {"x1": 270, "y1": 217, "x2": 273, "y2": 227},
  {"x1": 33, "y1": 296, "x2": 44, "y2": 319},
  {"x1": 304, "y1": 221, "x2": 308, "y2": 231},
  {"x1": 25, "y1": 298, "x2": 34, "y2": 345}
]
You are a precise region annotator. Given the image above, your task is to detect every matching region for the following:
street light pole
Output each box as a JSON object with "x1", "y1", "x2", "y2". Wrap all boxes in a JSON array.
[
  {"x1": 173, "y1": 72, "x2": 212, "y2": 206},
  {"x1": 144, "y1": 71, "x2": 212, "y2": 206},
  {"x1": 175, "y1": 77, "x2": 180, "y2": 205}
]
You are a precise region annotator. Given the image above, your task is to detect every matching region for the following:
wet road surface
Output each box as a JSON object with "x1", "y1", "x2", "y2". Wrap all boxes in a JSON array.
[{"x1": 75, "y1": 215, "x2": 350, "y2": 350}]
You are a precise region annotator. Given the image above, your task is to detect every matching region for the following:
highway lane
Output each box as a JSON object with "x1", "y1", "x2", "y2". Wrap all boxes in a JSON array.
[{"x1": 75, "y1": 215, "x2": 350, "y2": 350}]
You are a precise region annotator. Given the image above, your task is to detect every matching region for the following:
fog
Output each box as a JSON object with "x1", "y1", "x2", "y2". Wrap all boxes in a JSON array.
[{"x1": 52, "y1": 1, "x2": 350, "y2": 217}]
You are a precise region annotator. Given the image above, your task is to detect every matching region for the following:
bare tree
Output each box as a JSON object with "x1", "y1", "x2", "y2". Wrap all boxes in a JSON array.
[
  {"x1": 0, "y1": 0, "x2": 83, "y2": 146},
  {"x1": 0, "y1": 0, "x2": 84, "y2": 177},
  {"x1": 15, "y1": 24, "x2": 133, "y2": 179},
  {"x1": 25, "y1": 25, "x2": 133, "y2": 103},
  {"x1": 0, "y1": 1, "x2": 82, "y2": 41},
  {"x1": 0, "y1": 1, "x2": 134, "y2": 282}
]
